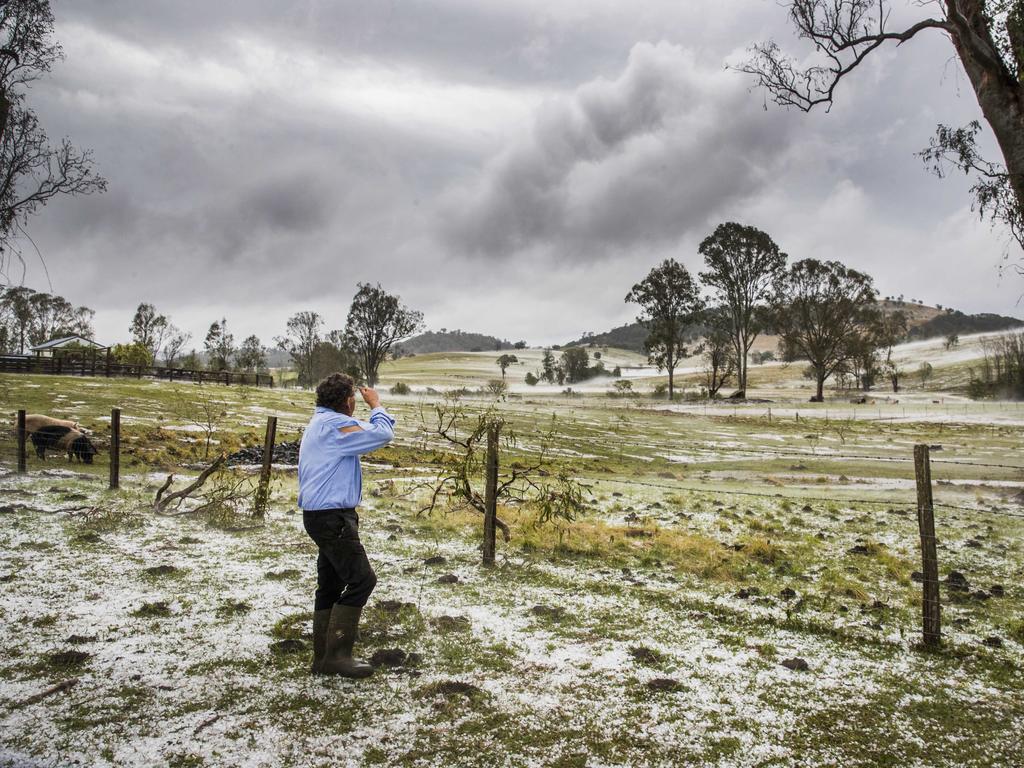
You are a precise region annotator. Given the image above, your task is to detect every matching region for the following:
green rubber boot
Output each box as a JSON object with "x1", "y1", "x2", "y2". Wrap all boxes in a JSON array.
[
  {"x1": 321, "y1": 604, "x2": 374, "y2": 679},
  {"x1": 310, "y1": 609, "x2": 331, "y2": 675}
]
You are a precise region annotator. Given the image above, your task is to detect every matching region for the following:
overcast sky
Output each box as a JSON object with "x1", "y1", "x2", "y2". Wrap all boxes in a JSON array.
[{"x1": 17, "y1": 0, "x2": 1024, "y2": 347}]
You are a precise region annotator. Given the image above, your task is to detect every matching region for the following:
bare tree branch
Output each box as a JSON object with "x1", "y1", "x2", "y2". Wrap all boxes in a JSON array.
[{"x1": 154, "y1": 455, "x2": 227, "y2": 515}]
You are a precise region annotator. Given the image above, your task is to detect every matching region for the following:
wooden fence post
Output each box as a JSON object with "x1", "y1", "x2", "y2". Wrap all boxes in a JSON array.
[
  {"x1": 482, "y1": 422, "x2": 499, "y2": 566},
  {"x1": 16, "y1": 409, "x2": 26, "y2": 473},
  {"x1": 254, "y1": 416, "x2": 277, "y2": 517},
  {"x1": 109, "y1": 408, "x2": 121, "y2": 490},
  {"x1": 914, "y1": 444, "x2": 941, "y2": 646}
]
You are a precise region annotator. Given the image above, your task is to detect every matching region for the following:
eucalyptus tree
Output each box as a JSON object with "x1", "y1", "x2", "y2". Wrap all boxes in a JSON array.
[
  {"x1": 772, "y1": 259, "x2": 879, "y2": 401},
  {"x1": 344, "y1": 283, "x2": 423, "y2": 387},
  {"x1": 276, "y1": 311, "x2": 323, "y2": 388},
  {"x1": 496, "y1": 353, "x2": 518, "y2": 380},
  {"x1": 204, "y1": 318, "x2": 235, "y2": 372},
  {"x1": 0, "y1": 1, "x2": 106, "y2": 282},
  {"x1": 626, "y1": 258, "x2": 705, "y2": 401},
  {"x1": 698, "y1": 223, "x2": 787, "y2": 397},
  {"x1": 130, "y1": 303, "x2": 169, "y2": 360}
]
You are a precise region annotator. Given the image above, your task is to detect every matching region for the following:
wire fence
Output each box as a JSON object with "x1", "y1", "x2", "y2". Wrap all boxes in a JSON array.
[
  {"x1": 4, "y1": 401, "x2": 1020, "y2": 650},
  {"x1": 569, "y1": 475, "x2": 1024, "y2": 520},
  {"x1": 4, "y1": 404, "x2": 1023, "y2": 518},
  {"x1": 2, "y1": 409, "x2": 131, "y2": 490}
]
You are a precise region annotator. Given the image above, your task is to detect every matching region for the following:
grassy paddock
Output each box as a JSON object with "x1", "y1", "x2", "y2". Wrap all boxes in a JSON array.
[{"x1": 0, "y1": 372, "x2": 1022, "y2": 767}]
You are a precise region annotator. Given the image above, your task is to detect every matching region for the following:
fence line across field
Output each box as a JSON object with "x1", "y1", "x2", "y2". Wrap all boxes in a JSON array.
[
  {"x1": 558, "y1": 475, "x2": 1024, "y2": 520},
  {"x1": 8, "y1": 404, "x2": 1022, "y2": 647},
  {"x1": 7, "y1": 415, "x2": 1024, "y2": 517}
]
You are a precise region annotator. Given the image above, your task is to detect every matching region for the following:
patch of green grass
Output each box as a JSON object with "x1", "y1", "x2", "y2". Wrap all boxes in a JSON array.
[
  {"x1": 436, "y1": 637, "x2": 518, "y2": 675},
  {"x1": 271, "y1": 611, "x2": 309, "y2": 641},
  {"x1": 216, "y1": 600, "x2": 251, "y2": 617},
  {"x1": 132, "y1": 601, "x2": 172, "y2": 618},
  {"x1": 790, "y1": 675, "x2": 1024, "y2": 767},
  {"x1": 1009, "y1": 619, "x2": 1024, "y2": 645},
  {"x1": 55, "y1": 683, "x2": 152, "y2": 733}
]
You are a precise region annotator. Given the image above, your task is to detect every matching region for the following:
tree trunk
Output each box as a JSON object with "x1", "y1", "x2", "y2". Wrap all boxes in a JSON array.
[
  {"x1": 734, "y1": 334, "x2": 748, "y2": 397},
  {"x1": 667, "y1": 367, "x2": 674, "y2": 401},
  {"x1": 0, "y1": 89, "x2": 9, "y2": 147},
  {"x1": 949, "y1": 0, "x2": 1024, "y2": 210},
  {"x1": 815, "y1": 372, "x2": 825, "y2": 402}
]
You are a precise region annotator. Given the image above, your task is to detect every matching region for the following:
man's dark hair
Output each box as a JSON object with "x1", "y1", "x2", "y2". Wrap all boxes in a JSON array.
[{"x1": 316, "y1": 373, "x2": 355, "y2": 413}]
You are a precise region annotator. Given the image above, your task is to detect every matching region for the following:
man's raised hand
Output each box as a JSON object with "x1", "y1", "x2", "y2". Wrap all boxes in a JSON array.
[{"x1": 359, "y1": 386, "x2": 381, "y2": 410}]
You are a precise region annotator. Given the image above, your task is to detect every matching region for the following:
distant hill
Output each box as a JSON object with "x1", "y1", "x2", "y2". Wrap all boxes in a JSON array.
[
  {"x1": 564, "y1": 301, "x2": 1021, "y2": 353},
  {"x1": 877, "y1": 299, "x2": 944, "y2": 326},
  {"x1": 563, "y1": 322, "x2": 707, "y2": 354},
  {"x1": 395, "y1": 329, "x2": 520, "y2": 355},
  {"x1": 907, "y1": 309, "x2": 1023, "y2": 340},
  {"x1": 562, "y1": 323, "x2": 649, "y2": 353}
]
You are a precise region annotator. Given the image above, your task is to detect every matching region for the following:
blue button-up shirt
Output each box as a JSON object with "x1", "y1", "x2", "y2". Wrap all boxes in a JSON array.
[{"x1": 297, "y1": 405, "x2": 396, "y2": 511}]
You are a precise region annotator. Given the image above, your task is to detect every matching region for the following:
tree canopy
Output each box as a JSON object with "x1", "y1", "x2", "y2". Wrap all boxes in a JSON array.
[
  {"x1": 0, "y1": 1, "x2": 106, "y2": 283},
  {"x1": 626, "y1": 258, "x2": 705, "y2": 400},
  {"x1": 771, "y1": 258, "x2": 879, "y2": 401},
  {"x1": 740, "y1": 0, "x2": 1024, "y2": 261},
  {"x1": 699, "y1": 222, "x2": 787, "y2": 397},
  {"x1": 344, "y1": 283, "x2": 423, "y2": 387}
]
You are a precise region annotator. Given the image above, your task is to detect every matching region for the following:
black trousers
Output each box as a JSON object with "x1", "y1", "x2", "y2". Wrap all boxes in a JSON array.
[{"x1": 302, "y1": 508, "x2": 377, "y2": 610}]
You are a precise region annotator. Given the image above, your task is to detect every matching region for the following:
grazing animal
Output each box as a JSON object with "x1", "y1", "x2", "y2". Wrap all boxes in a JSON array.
[
  {"x1": 22, "y1": 414, "x2": 82, "y2": 434},
  {"x1": 30, "y1": 425, "x2": 97, "y2": 464}
]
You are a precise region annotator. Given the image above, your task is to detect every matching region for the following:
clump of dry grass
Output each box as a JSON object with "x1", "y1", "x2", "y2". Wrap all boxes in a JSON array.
[
  {"x1": 416, "y1": 503, "x2": 745, "y2": 580},
  {"x1": 740, "y1": 537, "x2": 786, "y2": 566}
]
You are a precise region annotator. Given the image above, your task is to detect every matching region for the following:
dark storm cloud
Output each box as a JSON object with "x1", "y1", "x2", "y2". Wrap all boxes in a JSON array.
[
  {"x1": 53, "y1": 0, "x2": 772, "y2": 87},
  {"x1": 440, "y1": 42, "x2": 797, "y2": 259}
]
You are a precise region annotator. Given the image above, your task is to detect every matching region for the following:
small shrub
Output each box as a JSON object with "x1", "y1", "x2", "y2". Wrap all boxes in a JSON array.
[
  {"x1": 524, "y1": 371, "x2": 539, "y2": 386},
  {"x1": 484, "y1": 379, "x2": 508, "y2": 398},
  {"x1": 608, "y1": 380, "x2": 633, "y2": 397},
  {"x1": 390, "y1": 381, "x2": 411, "y2": 395}
]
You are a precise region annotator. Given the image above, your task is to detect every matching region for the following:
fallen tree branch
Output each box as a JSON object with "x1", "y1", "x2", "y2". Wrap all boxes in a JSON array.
[
  {"x1": 154, "y1": 455, "x2": 226, "y2": 515},
  {"x1": 194, "y1": 713, "x2": 221, "y2": 735},
  {"x1": 154, "y1": 475, "x2": 174, "y2": 505},
  {"x1": 18, "y1": 678, "x2": 78, "y2": 706}
]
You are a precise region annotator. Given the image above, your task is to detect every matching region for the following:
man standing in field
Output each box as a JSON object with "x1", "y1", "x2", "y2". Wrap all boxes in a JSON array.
[{"x1": 298, "y1": 373, "x2": 395, "y2": 678}]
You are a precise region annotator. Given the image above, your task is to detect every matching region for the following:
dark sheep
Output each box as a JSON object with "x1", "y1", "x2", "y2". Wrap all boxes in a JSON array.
[{"x1": 30, "y1": 425, "x2": 97, "y2": 464}]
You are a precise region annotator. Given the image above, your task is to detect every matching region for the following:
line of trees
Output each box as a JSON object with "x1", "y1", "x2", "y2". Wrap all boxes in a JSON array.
[
  {"x1": 627, "y1": 222, "x2": 906, "y2": 402},
  {"x1": 2, "y1": 279, "x2": 422, "y2": 387},
  {"x1": 0, "y1": 286, "x2": 94, "y2": 353},
  {"x1": 123, "y1": 305, "x2": 265, "y2": 373},
  {"x1": 968, "y1": 332, "x2": 1024, "y2": 399},
  {"x1": 277, "y1": 283, "x2": 423, "y2": 388},
  {"x1": 525, "y1": 346, "x2": 615, "y2": 386},
  {"x1": 122, "y1": 281, "x2": 424, "y2": 386}
]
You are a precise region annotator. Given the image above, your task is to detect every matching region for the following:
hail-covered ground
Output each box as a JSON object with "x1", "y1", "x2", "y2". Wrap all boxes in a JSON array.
[{"x1": 0, "y1": 335, "x2": 1022, "y2": 768}]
